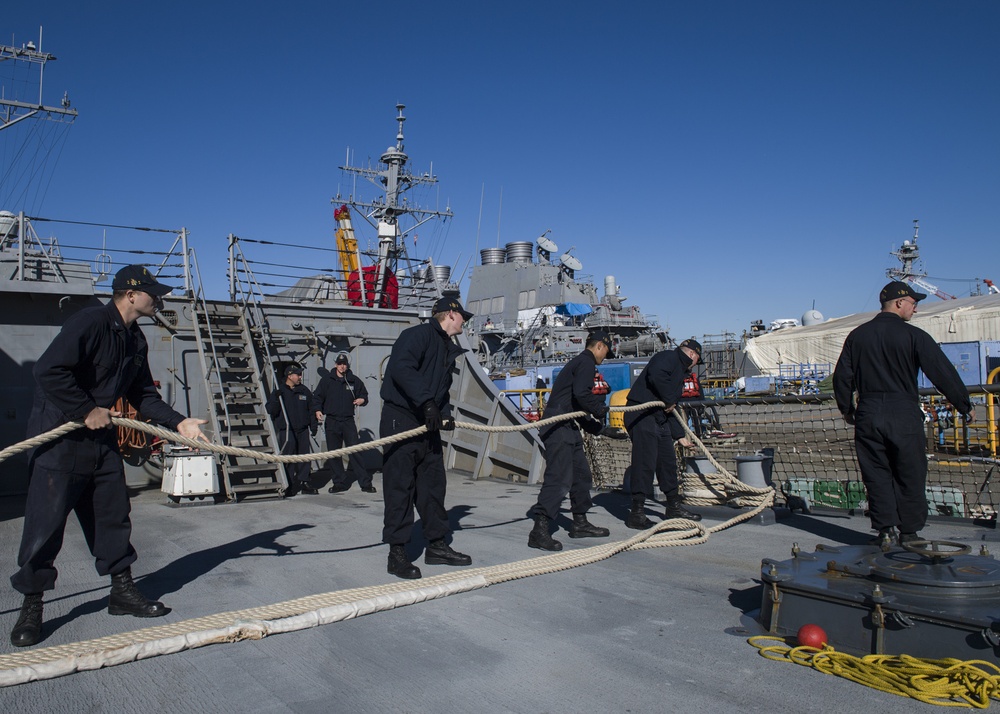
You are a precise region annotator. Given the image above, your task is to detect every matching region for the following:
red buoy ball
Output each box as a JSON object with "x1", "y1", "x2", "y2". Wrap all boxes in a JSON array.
[{"x1": 796, "y1": 624, "x2": 828, "y2": 648}]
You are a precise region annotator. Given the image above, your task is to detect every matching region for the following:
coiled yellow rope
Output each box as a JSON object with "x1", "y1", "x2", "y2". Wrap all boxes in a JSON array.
[{"x1": 749, "y1": 635, "x2": 1000, "y2": 708}]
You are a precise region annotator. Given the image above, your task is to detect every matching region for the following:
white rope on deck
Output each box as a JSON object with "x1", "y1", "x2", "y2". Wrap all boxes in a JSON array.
[{"x1": 0, "y1": 401, "x2": 775, "y2": 686}]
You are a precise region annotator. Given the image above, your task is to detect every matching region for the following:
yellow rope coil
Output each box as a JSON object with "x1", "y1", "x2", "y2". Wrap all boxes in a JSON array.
[{"x1": 748, "y1": 635, "x2": 1000, "y2": 708}]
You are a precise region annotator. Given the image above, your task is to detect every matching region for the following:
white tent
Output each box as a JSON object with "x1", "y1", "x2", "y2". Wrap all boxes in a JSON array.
[{"x1": 744, "y1": 293, "x2": 1000, "y2": 375}]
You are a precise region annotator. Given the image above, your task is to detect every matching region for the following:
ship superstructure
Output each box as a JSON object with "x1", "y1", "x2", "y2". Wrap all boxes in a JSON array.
[
  {"x1": 0, "y1": 43, "x2": 540, "y2": 498},
  {"x1": 465, "y1": 233, "x2": 669, "y2": 376}
]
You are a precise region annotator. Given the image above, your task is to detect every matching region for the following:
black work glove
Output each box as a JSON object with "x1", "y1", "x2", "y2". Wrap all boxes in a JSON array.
[
  {"x1": 581, "y1": 415, "x2": 604, "y2": 435},
  {"x1": 310, "y1": 426, "x2": 318, "y2": 437},
  {"x1": 441, "y1": 417, "x2": 456, "y2": 431},
  {"x1": 422, "y1": 400, "x2": 443, "y2": 432},
  {"x1": 600, "y1": 426, "x2": 628, "y2": 440}
]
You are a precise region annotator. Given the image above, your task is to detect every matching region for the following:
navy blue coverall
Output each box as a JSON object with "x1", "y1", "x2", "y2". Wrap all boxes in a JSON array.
[
  {"x1": 379, "y1": 319, "x2": 464, "y2": 546},
  {"x1": 312, "y1": 370, "x2": 370, "y2": 489},
  {"x1": 11, "y1": 301, "x2": 186, "y2": 595},
  {"x1": 624, "y1": 346, "x2": 695, "y2": 500},
  {"x1": 834, "y1": 311, "x2": 972, "y2": 533},
  {"x1": 266, "y1": 382, "x2": 318, "y2": 487},
  {"x1": 533, "y1": 348, "x2": 608, "y2": 519}
]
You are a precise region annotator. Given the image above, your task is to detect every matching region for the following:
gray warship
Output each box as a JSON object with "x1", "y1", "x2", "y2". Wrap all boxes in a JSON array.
[
  {"x1": 5, "y1": 37, "x2": 1000, "y2": 708},
  {"x1": 465, "y1": 234, "x2": 670, "y2": 379},
  {"x1": 0, "y1": 38, "x2": 540, "y2": 500}
]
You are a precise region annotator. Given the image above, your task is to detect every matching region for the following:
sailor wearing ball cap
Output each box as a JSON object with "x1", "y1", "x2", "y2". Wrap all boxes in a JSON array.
[
  {"x1": 9, "y1": 265, "x2": 208, "y2": 647},
  {"x1": 834, "y1": 281, "x2": 974, "y2": 547},
  {"x1": 266, "y1": 364, "x2": 319, "y2": 495},
  {"x1": 623, "y1": 338, "x2": 704, "y2": 528},
  {"x1": 311, "y1": 353, "x2": 372, "y2": 494},
  {"x1": 378, "y1": 296, "x2": 474, "y2": 579},
  {"x1": 526, "y1": 331, "x2": 614, "y2": 551}
]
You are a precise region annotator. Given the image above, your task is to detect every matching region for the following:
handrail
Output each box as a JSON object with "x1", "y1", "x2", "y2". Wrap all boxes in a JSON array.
[
  {"x1": 188, "y1": 248, "x2": 233, "y2": 445},
  {"x1": 989, "y1": 366, "x2": 1000, "y2": 458},
  {"x1": 4, "y1": 212, "x2": 69, "y2": 283},
  {"x1": 227, "y1": 235, "x2": 289, "y2": 451},
  {"x1": 666, "y1": 384, "x2": 1000, "y2": 409},
  {"x1": 498, "y1": 388, "x2": 549, "y2": 420},
  {"x1": 226, "y1": 232, "x2": 441, "y2": 311}
]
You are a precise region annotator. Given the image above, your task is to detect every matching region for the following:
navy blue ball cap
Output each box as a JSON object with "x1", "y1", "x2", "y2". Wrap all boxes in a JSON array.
[
  {"x1": 433, "y1": 296, "x2": 473, "y2": 320},
  {"x1": 588, "y1": 330, "x2": 614, "y2": 350},
  {"x1": 112, "y1": 264, "x2": 175, "y2": 297},
  {"x1": 879, "y1": 281, "x2": 926, "y2": 303},
  {"x1": 679, "y1": 338, "x2": 703, "y2": 359}
]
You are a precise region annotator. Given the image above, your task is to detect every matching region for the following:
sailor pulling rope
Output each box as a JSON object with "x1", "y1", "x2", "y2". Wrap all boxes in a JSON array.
[
  {"x1": 1, "y1": 307, "x2": 967, "y2": 705},
  {"x1": 0, "y1": 399, "x2": 774, "y2": 516},
  {"x1": 0, "y1": 400, "x2": 775, "y2": 688}
]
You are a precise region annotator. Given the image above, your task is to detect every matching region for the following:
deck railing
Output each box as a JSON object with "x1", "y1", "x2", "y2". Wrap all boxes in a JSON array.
[
  {"x1": 583, "y1": 385, "x2": 1000, "y2": 520},
  {"x1": 225, "y1": 234, "x2": 442, "y2": 311}
]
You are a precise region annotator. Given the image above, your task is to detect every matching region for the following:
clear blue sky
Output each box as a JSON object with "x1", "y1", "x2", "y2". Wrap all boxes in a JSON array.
[{"x1": 3, "y1": 1, "x2": 998, "y2": 342}]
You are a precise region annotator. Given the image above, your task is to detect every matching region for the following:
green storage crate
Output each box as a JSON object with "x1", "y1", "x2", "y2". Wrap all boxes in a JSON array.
[
  {"x1": 782, "y1": 478, "x2": 814, "y2": 503},
  {"x1": 812, "y1": 480, "x2": 866, "y2": 510},
  {"x1": 926, "y1": 485, "x2": 966, "y2": 517}
]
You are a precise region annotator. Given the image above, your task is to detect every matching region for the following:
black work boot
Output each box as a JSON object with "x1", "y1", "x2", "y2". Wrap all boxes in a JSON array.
[
  {"x1": 10, "y1": 593, "x2": 43, "y2": 647},
  {"x1": 108, "y1": 568, "x2": 170, "y2": 617},
  {"x1": 527, "y1": 513, "x2": 563, "y2": 551},
  {"x1": 568, "y1": 513, "x2": 610, "y2": 539},
  {"x1": 899, "y1": 531, "x2": 922, "y2": 546},
  {"x1": 664, "y1": 495, "x2": 702, "y2": 522},
  {"x1": 387, "y1": 545, "x2": 422, "y2": 580},
  {"x1": 425, "y1": 539, "x2": 472, "y2": 566},
  {"x1": 626, "y1": 497, "x2": 655, "y2": 530},
  {"x1": 870, "y1": 527, "x2": 898, "y2": 550}
]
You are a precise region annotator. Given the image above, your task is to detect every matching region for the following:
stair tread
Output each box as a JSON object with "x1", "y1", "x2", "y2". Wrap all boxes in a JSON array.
[
  {"x1": 227, "y1": 482, "x2": 284, "y2": 491},
  {"x1": 226, "y1": 464, "x2": 283, "y2": 473}
]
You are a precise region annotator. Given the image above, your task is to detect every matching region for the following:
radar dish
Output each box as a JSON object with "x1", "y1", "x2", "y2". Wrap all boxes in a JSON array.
[
  {"x1": 537, "y1": 236, "x2": 559, "y2": 254},
  {"x1": 560, "y1": 254, "x2": 583, "y2": 272}
]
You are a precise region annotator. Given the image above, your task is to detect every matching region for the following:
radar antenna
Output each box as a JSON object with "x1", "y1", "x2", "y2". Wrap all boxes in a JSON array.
[
  {"x1": 559, "y1": 247, "x2": 582, "y2": 280},
  {"x1": 536, "y1": 230, "x2": 558, "y2": 263}
]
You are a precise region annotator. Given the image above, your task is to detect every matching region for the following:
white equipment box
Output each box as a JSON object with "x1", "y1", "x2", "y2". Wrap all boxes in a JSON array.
[{"x1": 161, "y1": 448, "x2": 219, "y2": 499}]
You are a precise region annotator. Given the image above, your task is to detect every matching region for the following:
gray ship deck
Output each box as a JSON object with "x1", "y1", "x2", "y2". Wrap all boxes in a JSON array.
[{"x1": 0, "y1": 474, "x2": 991, "y2": 713}]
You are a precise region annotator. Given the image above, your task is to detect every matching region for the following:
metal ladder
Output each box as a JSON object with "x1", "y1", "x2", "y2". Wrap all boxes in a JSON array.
[{"x1": 191, "y1": 300, "x2": 287, "y2": 501}]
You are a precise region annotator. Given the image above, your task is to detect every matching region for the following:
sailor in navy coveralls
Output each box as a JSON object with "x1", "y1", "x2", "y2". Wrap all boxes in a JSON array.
[
  {"x1": 624, "y1": 339, "x2": 704, "y2": 528},
  {"x1": 379, "y1": 297, "x2": 474, "y2": 580},
  {"x1": 312, "y1": 353, "x2": 372, "y2": 493},
  {"x1": 8, "y1": 265, "x2": 208, "y2": 647},
  {"x1": 267, "y1": 364, "x2": 319, "y2": 494},
  {"x1": 526, "y1": 331, "x2": 614, "y2": 552},
  {"x1": 834, "y1": 281, "x2": 974, "y2": 546}
]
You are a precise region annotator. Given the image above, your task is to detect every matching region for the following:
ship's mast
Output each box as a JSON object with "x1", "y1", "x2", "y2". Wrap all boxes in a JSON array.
[
  {"x1": 0, "y1": 31, "x2": 78, "y2": 132},
  {"x1": 0, "y1": 30, "x2": 78, "y2": 252},
  {"x1": 335, "y1": 104, "x2": 453, "y2": 307},
  {"x1": 886, "y1": 219, "x2": 956, "y2": 300},
  {"x1": 886, "y1": 219, "x2": 923, "y2": 281}
]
